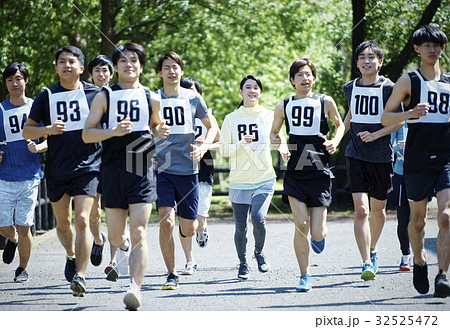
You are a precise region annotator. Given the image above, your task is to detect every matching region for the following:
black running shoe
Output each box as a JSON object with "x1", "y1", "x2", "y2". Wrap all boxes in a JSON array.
[
  {"x1": 413, "y1": 263, "x2": 429, "y2": 294},
  {"x1": 237, "y1": 263, "x2": 250, "y2": 280},
  {"x1": 434, "y1": 271, "x2": 450, "y2": 298},
  {"x1": 65, "y1": 256, "x2": 77, "y2": 282},
  {"x1": 105, "y1": 261, "x2": 119, "y2": 282},
  {"x1": 90, "y1": 233, "x2": 106, "y2": 266},
  {"x1": 2, "y1": 239, "x2": 18, "y2": 264},
  {"x1": 71, "y1": 273, "x2": 86, "y2": 297}
]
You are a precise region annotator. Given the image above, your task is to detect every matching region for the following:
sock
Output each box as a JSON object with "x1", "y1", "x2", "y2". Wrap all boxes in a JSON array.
[
  {"x1": 370, "y1": 248, "x2": 376, "y2": 254},
  {"x1": 67, "y1": 254, "x2": 76, "y2": 260}
]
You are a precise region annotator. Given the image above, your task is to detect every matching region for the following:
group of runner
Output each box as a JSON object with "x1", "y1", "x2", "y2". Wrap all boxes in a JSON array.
[{"x1": 0, "y1": 24, "x2": 449, "y2": 310}]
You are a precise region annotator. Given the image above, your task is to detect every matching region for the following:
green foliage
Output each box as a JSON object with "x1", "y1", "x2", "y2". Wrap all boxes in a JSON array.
[
  {"x1": 1, "y1": 0, "x2": 448, "y2": 125},
  {"x1": 149, "y1": 0, "x2": 354, "y2": 124},
  {"x1": 364, "y1": 0, "x2": 450, "y2": 75}
]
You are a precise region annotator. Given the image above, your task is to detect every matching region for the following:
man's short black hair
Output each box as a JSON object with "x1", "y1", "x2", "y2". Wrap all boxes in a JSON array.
[
  {"x1": 157, "y1": 51, "x2": 184, "y2": 72},
  {"x1": 2, "y1": 62, "x2": 29, "y2": 83},
  {"x1": 412, "y1": 25, "x2": 448, "y2": 46},
  {"x1": 55, "y1": 46, "x2": 85, "y2": 66},
  {"x1": 88, "y1": 54, "x2": 114, "y2": 75},
  {"x1": 355, "y1": 40, "x2": 384, "y2": 61},
  {"x1": 180, "y1": 77, "x2": 202, "y2": 95},
  {"x1": 112, "y1": 43, "x2": 147, "y2": 67}
]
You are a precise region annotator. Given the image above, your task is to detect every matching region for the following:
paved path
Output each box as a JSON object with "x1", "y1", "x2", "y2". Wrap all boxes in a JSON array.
[{"x1": 0, "y1": 215, "x2": 449, "y2": 323}]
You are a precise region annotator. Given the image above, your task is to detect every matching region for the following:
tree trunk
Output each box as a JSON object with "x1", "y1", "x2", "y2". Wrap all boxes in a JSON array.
[
  {"x1": 100, "y1": 0, "x2": 120, "y2": 58},
  {"x1": 351, "y1": 0, "x2": 365, "y2": 80}
]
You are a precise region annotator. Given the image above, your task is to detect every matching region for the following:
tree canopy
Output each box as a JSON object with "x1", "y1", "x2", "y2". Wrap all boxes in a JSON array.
[{"x1": 0, "y1": 0, "x2": 448, "y2": 124}]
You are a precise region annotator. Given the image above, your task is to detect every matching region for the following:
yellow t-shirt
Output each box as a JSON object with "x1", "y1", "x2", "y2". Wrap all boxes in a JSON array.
[{"x1": 219, "y1": 105, "x2": 287, "y2": 185}]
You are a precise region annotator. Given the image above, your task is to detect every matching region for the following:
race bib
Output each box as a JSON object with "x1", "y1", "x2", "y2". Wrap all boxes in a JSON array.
[
  {"x1": 160, "y1": 97, "x2": 194, "y2": 134},
  {"x1": 1, "y1": 101, "x2": 32, "y2": 142},
  {"x1": 407, "y1": 70, "x2": 450, "y2": 124},
  {"x1": 285, "y1": 96, "x2": 322, "y2": 136},
  {"x1": 231, "y1": 116, "x2": 267, "y2": 150},
  {"x1": 105, "y1": 86, "x2": 150, "y2": 131},
  {"x1": 350, "y1": 79, "x2": 385, "y2": 124},
  {"x1": 46, "y1": 87, "x2": 89, "y2": 131}
]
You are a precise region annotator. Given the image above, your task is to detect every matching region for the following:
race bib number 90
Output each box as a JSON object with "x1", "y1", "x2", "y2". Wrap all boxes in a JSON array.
[
  {"x1": 160, "y1": 98, "x2": 194, "y2": 134},
  {"x1": 163, "y1": 106, "x2": 185, "y2": 126}
]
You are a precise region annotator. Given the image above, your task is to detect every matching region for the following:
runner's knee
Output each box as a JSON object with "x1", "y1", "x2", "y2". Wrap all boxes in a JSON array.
[
  {"x1": 160, "y1": 218, "x2": 175, "y2": 233},
  {"x1": 437, "y1": 208, "x2": 450, "y2": 229},
  {"x1": 354, "y1": 204, "x2": 369, "y2": 222}
]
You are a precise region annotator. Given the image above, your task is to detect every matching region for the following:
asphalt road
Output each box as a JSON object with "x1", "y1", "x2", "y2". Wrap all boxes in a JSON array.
[{"x1": 0, "y1": 213, "x2": 449, "y2": 326}]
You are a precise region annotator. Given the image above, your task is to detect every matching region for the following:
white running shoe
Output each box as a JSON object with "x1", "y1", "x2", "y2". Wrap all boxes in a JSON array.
[
  {"x1": 196, "y1": 228, "x2": 209, "y2": 248},
  {"x1": 124, "y1": 281, "x2": 141, "y2": 311},
  {"x1": 181, "y1": 262, "x2": 197, "y2": 275},
  {"x1": 400, "y1": 254, "x2": 412, "y2": 271}
]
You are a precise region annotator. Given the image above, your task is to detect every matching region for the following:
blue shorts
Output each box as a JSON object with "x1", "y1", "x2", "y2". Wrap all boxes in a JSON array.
[
  {"x1": 46, "y1": 171, "x2": 99, "y2": 202},
  {"x1": 0, "y1": 179, "x2": 40, "y2": 227},
  {"x1": 156, "y1": 172, "x2": 198, "y2": 220}
]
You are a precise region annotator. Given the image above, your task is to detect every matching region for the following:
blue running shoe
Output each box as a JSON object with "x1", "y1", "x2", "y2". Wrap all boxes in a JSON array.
[
  {"x1": 361, "y1": 261, "x2": 375, "y2": 281},
  {"x1": 311, "y1": 237, "x2": 325, "y2": 254},
  {"x1": 296, "y1": 274, "x2": 312, "y2": 292},
  {"x1": 370, "y1": 251, "x2": 378, "y2": 273}
]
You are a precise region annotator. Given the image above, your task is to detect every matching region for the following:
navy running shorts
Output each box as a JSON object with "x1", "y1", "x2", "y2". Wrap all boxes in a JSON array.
[{"x1": 156, "y1": 172, "x2": 198, "y2": 220}]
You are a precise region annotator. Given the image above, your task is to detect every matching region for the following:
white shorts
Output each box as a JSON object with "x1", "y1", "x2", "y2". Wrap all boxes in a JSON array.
[
  {"x1": 0, "y1": 179, "x2": 40, "y2": 227},
  {"x1": 197, "y1": 182, "x2": 213, "y2": 218}
]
